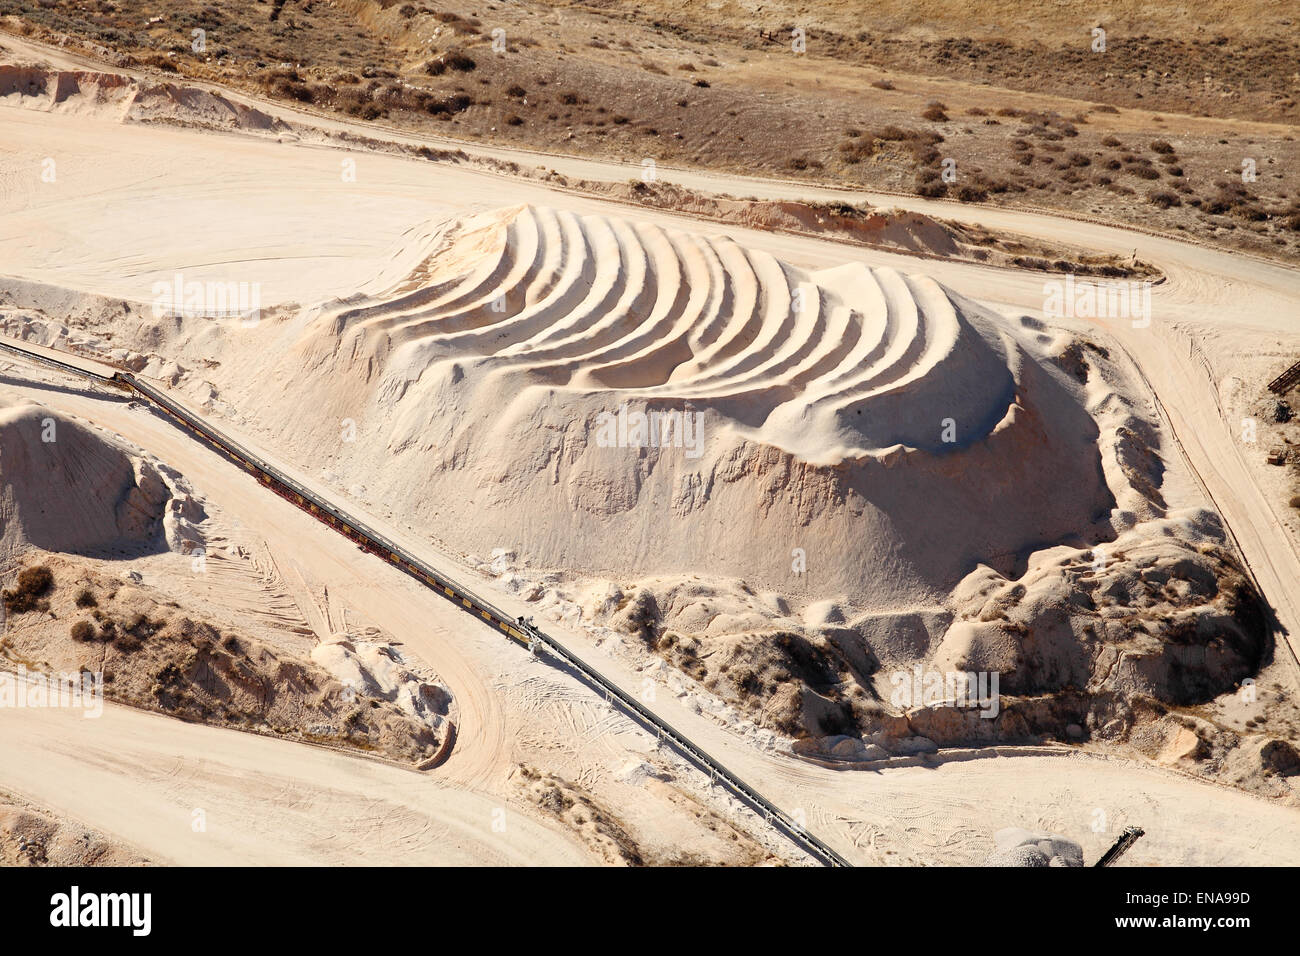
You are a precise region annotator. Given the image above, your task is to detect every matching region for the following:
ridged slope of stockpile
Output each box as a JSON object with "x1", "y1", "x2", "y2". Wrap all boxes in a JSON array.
[{"x1": 259, "y1": 204, "x2": 1113, "y2": 605}]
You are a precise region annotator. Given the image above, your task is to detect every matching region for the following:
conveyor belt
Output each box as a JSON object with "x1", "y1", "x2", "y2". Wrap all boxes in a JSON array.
[{"x1": 0, "y1": 335, "x2": 851, "y2": 867}]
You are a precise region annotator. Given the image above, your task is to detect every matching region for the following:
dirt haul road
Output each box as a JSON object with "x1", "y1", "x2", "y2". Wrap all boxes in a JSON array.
[
  {"x1": 1, "y1": 102, "x2": 1299, "y2": 865},
  {"x1": 0, "y1": 698, "x2": 590, "y2": 866}
]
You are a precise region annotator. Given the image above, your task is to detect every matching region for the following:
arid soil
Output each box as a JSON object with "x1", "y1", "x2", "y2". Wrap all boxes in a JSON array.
[
  {"x1": 0, "y1": 792, "x2": 149, "y2": 866},
  {"x1": 4, "y1": 0, "x2": 1297, "y2": 261},
  {"x1": 514, "y1": 764, "x2": 774, "y2": 865},
  {"x1": 0, "y1": 58, "x2": 1157, "y2": 280},
  {"x1": 1, "y1": 555, "x2": 451, "y2": 766}
]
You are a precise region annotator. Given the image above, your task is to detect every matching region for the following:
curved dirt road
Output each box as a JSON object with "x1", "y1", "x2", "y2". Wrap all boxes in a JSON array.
[{"x1": 1, "y1": 95, "x2": 1299, "y2": 865}]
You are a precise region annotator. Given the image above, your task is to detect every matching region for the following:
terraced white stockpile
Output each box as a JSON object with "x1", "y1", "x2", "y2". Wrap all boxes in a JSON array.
[
  {"x1": 237, "y1": 202, "x2": 1111, "y2": 605},
  {"x1": 331, "y1": 204, "x2": 1019, "y2": 461}
]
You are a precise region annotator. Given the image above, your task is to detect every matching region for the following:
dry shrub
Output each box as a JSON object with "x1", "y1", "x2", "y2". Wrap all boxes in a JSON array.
[
  {"x1": 432, "y1": 49, "x2": 476, "y2": 73},
  {"x1": 3, "y1": 566, "x2": 54, "y2": 614},
  {"x1": 268, "y1": 76, "x2": 315, "y2": 103},
  {"x1": 113, "y1": 631, "x2": 143, "y2": 653},
  {"x1": 915, "y1": 178, "x2": 948, "y2": 198},
  {"x1": 837, "y1": 137, "x2": 877, "y2": 164}
]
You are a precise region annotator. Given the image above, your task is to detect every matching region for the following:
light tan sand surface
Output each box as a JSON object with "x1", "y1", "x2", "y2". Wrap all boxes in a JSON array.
[{"x1": 2, "y1": 87, "x2": 1299, "y2": 866}]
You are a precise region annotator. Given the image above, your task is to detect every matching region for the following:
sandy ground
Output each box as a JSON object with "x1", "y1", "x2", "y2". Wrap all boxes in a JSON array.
[
  {"x1": 2, "y1": 94, "x2": 1300, "y2": 865},
  {"x1": 0, "y1": 333, "x2": 1296, "y2": 865},
  {"x1": 0, "y1": 699, "x2": 592, "y2": 866}
]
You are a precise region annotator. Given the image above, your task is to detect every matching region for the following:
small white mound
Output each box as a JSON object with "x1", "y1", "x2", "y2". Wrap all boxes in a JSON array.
[
  {"x1": 985, "y1": 827, "x2": 1084, "y2": 867},
  {"x1": 614, "y1": 760, "x2": 668, "y2": 787},
  {"x1": 310, "y1": 638, "x2": 452, "y2": 733}
]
